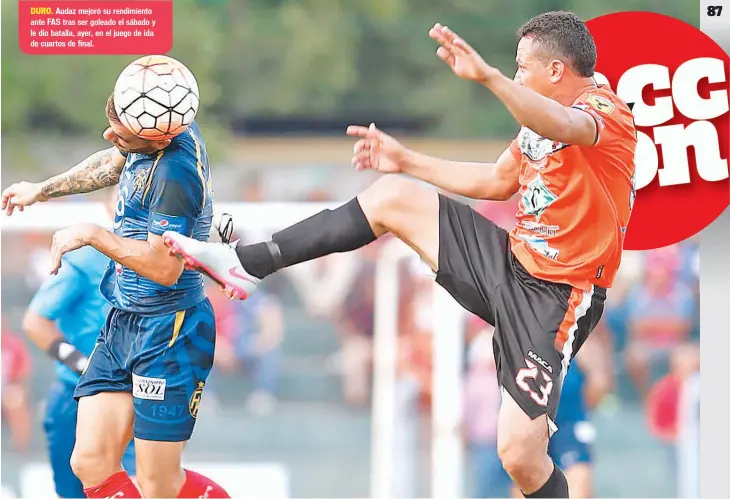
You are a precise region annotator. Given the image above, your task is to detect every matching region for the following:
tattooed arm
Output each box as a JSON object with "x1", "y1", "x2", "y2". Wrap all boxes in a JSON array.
[
  {"x1": 41, "y1": 147, "x2": 125, "y2": 198},
  {"x1": 2, "y1": 147, "x2": 125, "y2": 215}
]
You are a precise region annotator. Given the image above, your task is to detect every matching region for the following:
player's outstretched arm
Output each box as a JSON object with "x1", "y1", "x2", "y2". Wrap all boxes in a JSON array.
[
  {"x1": 429, "y1": 24, "x2": 597, "y2": 147},
  {"x1": 348, "y1": 124, "x2": 520, "y2": 200},
  {"x1": 478, "y1": 72, "x2": 598, "y2": 147},
  {"x1": 40, "y1": 147, "x2": 126, "y2": 198},
  {"x1": 1, "y1": 147, "x2": 125, "y2": 216},
  {"x1": 401, "y1": 146, "x2": 520, "y2": 200}
]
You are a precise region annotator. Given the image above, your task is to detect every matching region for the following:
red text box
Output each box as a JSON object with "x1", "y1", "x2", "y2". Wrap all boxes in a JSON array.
[{"x1": 18, "y1": 1, "x2": 173, "y2": 55}]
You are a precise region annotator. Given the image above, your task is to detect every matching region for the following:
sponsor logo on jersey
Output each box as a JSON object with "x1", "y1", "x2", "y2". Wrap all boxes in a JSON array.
[
  {"x1": 573, "y1": 103, "x2": 605, "y2": 128},
  {"x1": 520, "y1": 221, "x2": 560, "y2": 237},
  {"x1": 132, "y1": 374, "x2": 166, "y2": 401},
  {"x1": 596, "y1": 265, "x2": 604, "y2": 279},
  {"x1": 527, "y1": 350, "x2": 553, "y2": 373},
  {"x1": 521, "y1": 175, "x2": 558, "y2": 222},
  {"x1": 585, "y1": 94, "x2": 615, "y2": 115},
  {"x1": 151, "y1": 218, "x2": 183, "y2": 232},
  {"x1": 518, "y1": 234, "x2": 560, "y2": 260},
  {"x1": 517, "y1": 127, "x2": 570, "y2": 168}
]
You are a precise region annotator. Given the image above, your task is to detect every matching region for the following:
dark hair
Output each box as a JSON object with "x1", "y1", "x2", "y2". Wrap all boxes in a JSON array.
[
  {"x1": 106, "y1": 94, "x2": 122, "y2": 124},
  {"x1": 517, "y1": 11, "x2": 596, "y2": 78}
]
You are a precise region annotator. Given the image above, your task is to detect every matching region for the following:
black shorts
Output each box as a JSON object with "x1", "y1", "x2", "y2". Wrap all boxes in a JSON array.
[{"x1": 435, "y1": 195, "x2": 606, "y2": 427}]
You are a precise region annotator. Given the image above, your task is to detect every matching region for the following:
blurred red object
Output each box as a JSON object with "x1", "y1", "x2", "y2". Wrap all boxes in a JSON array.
[
  {"x1": 645, "y1": 374, "x2": 681, "y2": 442},
  {"x1": 475, "y1": 196, "x2": 519, "y2": 231}
]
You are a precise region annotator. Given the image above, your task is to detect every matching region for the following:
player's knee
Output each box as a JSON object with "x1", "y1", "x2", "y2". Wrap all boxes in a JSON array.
[
  {"x1": 498, "y1": 431, "x2": 544, "y2": 483},
  {"x1": 362, "y1": 175, "x2": 418, "y2": 219},
  {"x1": 70, "y1": 446, "x2": 118, "y2": 486}
]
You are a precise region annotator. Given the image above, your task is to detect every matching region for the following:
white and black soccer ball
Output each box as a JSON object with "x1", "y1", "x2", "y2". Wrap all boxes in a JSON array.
[{"x1": 113, "y1": 55, "x2": 200, "y2": 140}]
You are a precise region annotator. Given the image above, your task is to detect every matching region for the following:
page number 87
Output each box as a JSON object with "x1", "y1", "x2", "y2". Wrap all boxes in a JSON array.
[{"x1": 707, "y1": 5, "x2": 723, "y2": 16}]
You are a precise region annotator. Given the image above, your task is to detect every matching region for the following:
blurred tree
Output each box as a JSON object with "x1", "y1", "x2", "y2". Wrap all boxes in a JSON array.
[
  {"x1": 2, "y1": 0, "x2": 699, "y2": 140},
  {"x1": 1, "y1": 0, "x2": 229, "y2": 155}
]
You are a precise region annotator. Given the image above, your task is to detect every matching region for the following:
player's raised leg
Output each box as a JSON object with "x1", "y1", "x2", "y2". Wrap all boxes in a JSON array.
[
  {"x1": 164, "y1": 120, "x2": 521, "y2": 300},
  {"x1": 164, "y1": 174, "x2": 441, "y2": 299}
]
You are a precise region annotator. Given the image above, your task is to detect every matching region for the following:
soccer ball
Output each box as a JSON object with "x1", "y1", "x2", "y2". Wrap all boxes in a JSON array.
[{"x1": 113, "y1": 55, "x2": 200, "y2": 140}]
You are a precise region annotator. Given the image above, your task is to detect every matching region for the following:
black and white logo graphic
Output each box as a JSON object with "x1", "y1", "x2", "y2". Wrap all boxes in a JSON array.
[
  {"x1": 132, "y1": 374, "x2": 166, "y2": 401},
  {"x1": 518, "y1": 127, "x2": 569, "y2": 166},
  {"x1": 521, "y1": 175, "x2": 558, "y2": 221}
]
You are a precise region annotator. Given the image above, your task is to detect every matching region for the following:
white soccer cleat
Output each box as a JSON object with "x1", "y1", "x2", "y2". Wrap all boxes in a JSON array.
[{"x1": 162, "y1": 231, "x2": 259, "y2": 300}]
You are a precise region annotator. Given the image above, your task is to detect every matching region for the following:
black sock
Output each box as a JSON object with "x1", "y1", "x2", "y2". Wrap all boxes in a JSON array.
[
  {"x1": 235, "y1": 198, "x2": 377, "y2": 279},
  {"x1": 524, "y1": 463, "x2": 569, "y2": 499},
  {"x1": 234, "y1": 242, "x2": 279, "y2": 280}
]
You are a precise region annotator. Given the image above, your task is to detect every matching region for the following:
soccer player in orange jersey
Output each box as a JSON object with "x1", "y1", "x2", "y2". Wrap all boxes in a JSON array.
[{"x1": 163, "y1": 11, "x2": 637, "y2": 498}]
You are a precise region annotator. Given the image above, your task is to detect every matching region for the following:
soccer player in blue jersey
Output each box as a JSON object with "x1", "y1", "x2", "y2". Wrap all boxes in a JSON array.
[
  {"x1": 22, "y1": 192, "x2": 136, "y2": 498},
  {"x1": 2, "y1": 93, "x2": 229, "y2": 498}
]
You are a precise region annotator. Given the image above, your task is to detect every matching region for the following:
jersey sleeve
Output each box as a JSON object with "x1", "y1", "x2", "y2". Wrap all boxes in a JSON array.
[
  {"x1": 509, "y1": 137, "x2": 522, "y2": 161},
  {"x1": 28, "y1": 257, "x2": 86, "y2": 321},
  {"x1": 144, "y1": 157, "x2": 204, "y2": 237},
  {"x1": 570, "y1": 92, "x2": 622, "y2": 146}
]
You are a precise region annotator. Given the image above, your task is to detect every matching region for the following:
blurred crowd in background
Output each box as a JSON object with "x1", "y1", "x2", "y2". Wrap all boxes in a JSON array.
[
  {"x1": 1, "y1": 0, "x2": 700, "y2": 497},
  {"x1": 0, "y1": 193, "x2": 701, "y2": 498}
]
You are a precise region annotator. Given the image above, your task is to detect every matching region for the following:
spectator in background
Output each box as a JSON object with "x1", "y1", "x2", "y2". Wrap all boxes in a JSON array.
[
  {"x1": 241, "y1": 172, "x2": 266, "y2": 202},
  {"x1": 398, "y1": 256, "x2": 437, "y2": 412},
  {"x1": 462, "y1": 319, "x2": 509, "y2": 499},
  {"x1": 335, "y1": 245, "x2": 377, "y2": 407},
  {"x1": 672, "y1": 343, "x2": 700, "y2": 499},
  {"x1": 677, "y1": 236, "x2": 700, "y2": 289},
  {"x1": 209, "y1": 281, "x2": 285, "y2": 415},
  {"x1": 624, "y1": 245, "x2": 696, "y2": 400},
  {"x1": 391, "y1": 256, "x2": 436, "y2": 499},
  {"x1": 1, "y1": 321, "x2": 32, "y2": 453}
]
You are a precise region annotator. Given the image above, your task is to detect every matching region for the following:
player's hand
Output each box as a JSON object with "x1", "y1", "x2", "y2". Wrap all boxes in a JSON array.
[
  {"x1": 1, "y1": 181, "x2": 47, "y2": 216},
  {"x1": 429, "y1": 23, "x2": 500, "y2": 83},
  {"x1": 49, "y1": 224, "x2": 95, "y2": 275},
  {"x1": 346, "y1": 123, "x2": 408, "y2": 173}
]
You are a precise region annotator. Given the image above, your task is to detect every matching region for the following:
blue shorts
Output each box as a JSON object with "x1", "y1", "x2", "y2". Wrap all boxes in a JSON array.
[
  {"x1": 45, "y1": 379, "x2": 136, "y2": 498},
  {"x1": 74, "y1": 299, "x2": 216, "y2": 442},
  {"x1": 548, "y1": 420, "x2": 594, "y2": 470}
]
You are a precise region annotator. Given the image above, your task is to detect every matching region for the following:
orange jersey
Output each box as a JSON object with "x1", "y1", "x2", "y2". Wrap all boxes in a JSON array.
[{"x1": 508, "y1": 85, "x2": 637, "y2": 291}]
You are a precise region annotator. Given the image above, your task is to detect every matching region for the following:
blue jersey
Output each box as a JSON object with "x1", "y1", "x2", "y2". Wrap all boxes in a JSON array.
[
  {"x1": 28, "y1": 246, "x2": 110, "y2": 386},
  {"x1": 556, "y1": 362, "x2": 587, "y2": 425},
  {"x1": 101, "y1": 121, "x2": 214, "y2": 315}
]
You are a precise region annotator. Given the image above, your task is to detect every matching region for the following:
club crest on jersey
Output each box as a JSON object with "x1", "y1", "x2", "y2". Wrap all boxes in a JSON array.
[
  {"x1": 521, "y1": 175, "x2": 558, "y2": 222},
  {"x1": 132, "y1": 170, "x2": 150, "y2": 192},
  {"x1": 585, "y1": 94, "x2": 615, "y2": 115},
  {"x1": 517, "y1": 127, "x2": 569, "y2": 169},
  {"x1": 133, "y1": 169, "x2": 149, "y2": 193},
  {"x1": 189, "y1": 381, "x2": 205, "y2": 418}
]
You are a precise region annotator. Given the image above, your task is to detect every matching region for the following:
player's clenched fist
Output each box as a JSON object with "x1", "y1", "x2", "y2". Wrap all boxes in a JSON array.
[
  {"x1": 1, "y1": 181, "x2": 47, "y2": 216},
  {"x1": 429, "y1": 23, "x2": 500, "y2": 83},
  {"x1": 346, "y1": 123, "x2": 408, "y2": 174}
]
